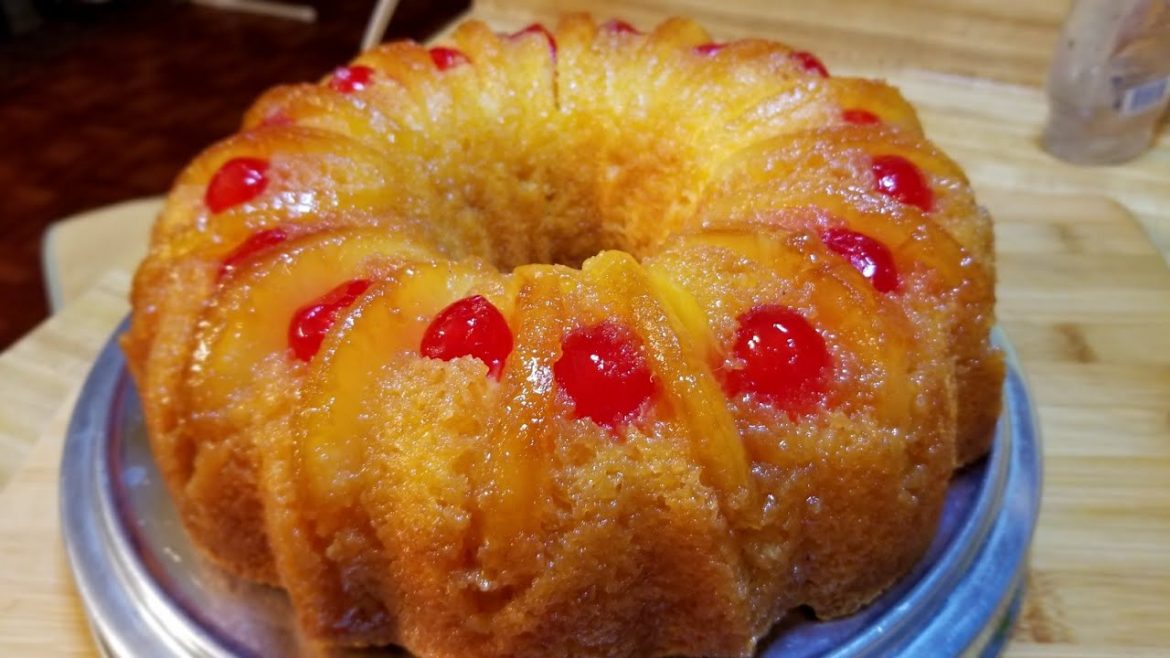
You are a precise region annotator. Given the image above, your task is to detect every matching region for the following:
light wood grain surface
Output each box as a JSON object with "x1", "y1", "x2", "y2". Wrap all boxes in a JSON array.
[
  {"x1": 3, "y1": 0, "x2": 1170, "y2": 655},
  {"x1": 42, "y1": 199, "x2": 161, "y2": 312}
]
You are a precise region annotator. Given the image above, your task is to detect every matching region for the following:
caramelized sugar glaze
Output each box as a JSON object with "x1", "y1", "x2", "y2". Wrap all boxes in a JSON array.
[{"x1": 122, "y1": 14, "x2": 1003, "y2": 657}]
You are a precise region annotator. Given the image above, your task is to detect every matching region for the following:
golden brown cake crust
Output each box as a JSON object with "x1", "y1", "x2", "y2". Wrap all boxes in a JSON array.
[{"x1": 123, "y1": 13, "x2": 1002, "y2": 657}]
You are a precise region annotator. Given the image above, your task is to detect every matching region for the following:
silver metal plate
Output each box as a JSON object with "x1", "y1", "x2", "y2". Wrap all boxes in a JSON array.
[{"x1": 61, "y1": 321, "x2": 1041, "y2": 657}]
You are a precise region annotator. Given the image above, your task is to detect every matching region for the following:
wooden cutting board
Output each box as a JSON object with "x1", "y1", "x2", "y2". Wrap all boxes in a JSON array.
[{"x1": 0, "y1": 187, "x2": 1168, "y2": 656}]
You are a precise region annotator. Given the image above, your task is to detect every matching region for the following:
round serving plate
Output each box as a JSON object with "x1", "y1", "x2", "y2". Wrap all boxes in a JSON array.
[{"x1": 61, "y1": 320, "x2": 1042, "y2": 658}]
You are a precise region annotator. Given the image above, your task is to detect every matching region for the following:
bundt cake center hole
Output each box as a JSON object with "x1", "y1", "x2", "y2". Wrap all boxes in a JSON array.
[
  {"x1": 443, "y1": 136, "x2": 697, "y2": 271},
  {"x1": 468, "y1": 192, "x2": 633, "y2": 271}
]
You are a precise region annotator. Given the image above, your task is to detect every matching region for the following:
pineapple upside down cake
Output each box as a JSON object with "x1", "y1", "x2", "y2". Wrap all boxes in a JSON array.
[{"x1": 122, "y1": 13, "x2": 1004, "y2": 658}]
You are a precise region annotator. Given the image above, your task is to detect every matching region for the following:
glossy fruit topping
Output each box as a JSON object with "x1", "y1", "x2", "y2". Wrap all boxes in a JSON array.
[
  {"x1": 429, "y1": 47, "x2": 469, "y2": 70},
  {"x1": 842, "y1": 108, "x2": 881, "y2": 125},
  {"x1": 603, "y1": 19, "x2": 641, "y2": 35},
  {"x1": 554, "y1": 322, "x2": 655, "y2": 428},
  {"x1": 791, "y1": 50, "x2": 829, "y2": 77},
  {"x1": 329, "y1": 65, "x2": 374, "y2": 93},
  {"x1": 205, "y1": 157, "x2": 269, "y2": 214},
  {"x1": 511, "y1": 23, "x2": 557, "y2": 56},
  {"x1": 289, "y1": 279, "x2": 371, "y2": 361},
  {"x1": 219, "y1": 228, "x2": 289, "y2": 279},
  {"x1": 419, "y1": 295, "x2": 513, "y2": 378},
  {"x1": 819, "y1": 228, "x2": 900, "y2": 293},
  {"x1": 725, "y1": 305, "x2": 831, "y2": 415},
  {"x1": 694, "y1": 42, "x2": 725, "y2": 56},
  {"x1": 871, "y1": 154, "x2": 934, "y2": 213}
]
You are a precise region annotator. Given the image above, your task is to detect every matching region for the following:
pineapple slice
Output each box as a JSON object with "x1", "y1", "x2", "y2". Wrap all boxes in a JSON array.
[
  {"x1": 695, "y1": 181, "x2": 998, "y2": 460},
  {"x1": 122, "y1": 256, "x2": 219, "y2": 487},
  {"x1": 296, "y1": 257, "x2": 504, "y2": 513},
  {"x1": 181, "y1": 227, "x2": 433, "y2": 463},
  {"x1": 472, "y1": 267, "x2": 572, "y2": 577},
  {"x1": 164, "y1": 226, "x2": 429, "y2": 579},
  {"x1": 581, "y1": 251, "x2": 754, "y2": 515},
  {"x1": 353, "y1": 40, "x2": 457, "y2": 114},
  {"x1": 154, "y1": 125, "x2": 438, "y2": 247},
  {"x1": 650, "y1": 229, "x2": 957, "y2": 620},
  {"x1": 703, "y1": 127, "x2": 992, "y2": 267},
  {"x1": 695, "y1": 183, "x2": 985, "y2": 306},
  {"x1": 453, "y1": 20, "x2": 556, "y2": 127},
  {"x1": 654, "y1": 229, "x2": 919, "y2": 434},
  {"x1": 242, "y1": 81, "x2": 433, "y2": 161},
  {"x1": 711, "y1": 79, "x2": 925, "y2": 160},
  {"x1": 267, "y1": 256, "x2": 504, "y2": 647}
]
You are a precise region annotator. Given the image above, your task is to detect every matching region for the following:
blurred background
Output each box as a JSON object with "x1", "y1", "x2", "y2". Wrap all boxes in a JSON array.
[{"x1": 0, "y1": 0, "x2": 467, "y2": 349}]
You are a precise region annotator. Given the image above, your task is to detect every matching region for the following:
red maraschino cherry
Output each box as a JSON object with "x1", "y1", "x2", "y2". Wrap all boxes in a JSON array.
[
  {"x1": 871, "y1": 154, "x2": 934, "y2": 213},
  {"x1": 288, "y1": 279, "x2": 371, "y2": 361},
  {"x1": 205, "y1": 157, "x2": 269, "y2": 214},
  {"x1": 420, "y1": 295, "x2": 513, "y2": 378},
  {"x1": 430, "y1": 47, "x2": 469, "y2": 71},
  {"x1": 554, "y1": 322, "x2": 655, "y2": 428},
  {"x1": 218, "y1": 228, "x2": 288, "y2": 279},
  {"x1": 820, "y1": 228, "x2": 900, "y2": 293},
  {"x1": 603, "y1": 19, "x2": 641, "y2": 35},
  {"x1": 724, "y1": 305, "x2": 831, "y2": 416},
  {"x1": 511, "y1": 23, "x2": 557, "y2": 56},
  {"x1": 329, "y1": 65, "x2": 374, "y2": 93},
  {"x1": 842, "y1": 108, "x2": 881, "y2": 125},
  {"x1": 791, "y1": 50, "x2": 829, "y2": 77}
]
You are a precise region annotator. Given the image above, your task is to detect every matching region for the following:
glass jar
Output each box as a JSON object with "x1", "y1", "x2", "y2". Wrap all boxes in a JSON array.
[{"x1": 1042, "y1": 0, "x2": 1170, "y2": 165}]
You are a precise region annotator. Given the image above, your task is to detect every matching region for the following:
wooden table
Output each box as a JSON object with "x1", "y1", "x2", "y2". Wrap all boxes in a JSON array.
[{"x1": 2, "y1": 1, "x2": 1169, "y2": 655}]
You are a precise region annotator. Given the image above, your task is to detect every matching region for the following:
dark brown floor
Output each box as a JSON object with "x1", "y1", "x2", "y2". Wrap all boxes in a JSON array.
[{"x1": 0, "y1": 0, "x2": 466, "y2": 350}]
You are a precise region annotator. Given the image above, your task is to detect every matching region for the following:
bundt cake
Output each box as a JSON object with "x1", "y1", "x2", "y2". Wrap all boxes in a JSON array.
[{"x1": 121, "y1": 14, "x2": 1003, "y2": 657}]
